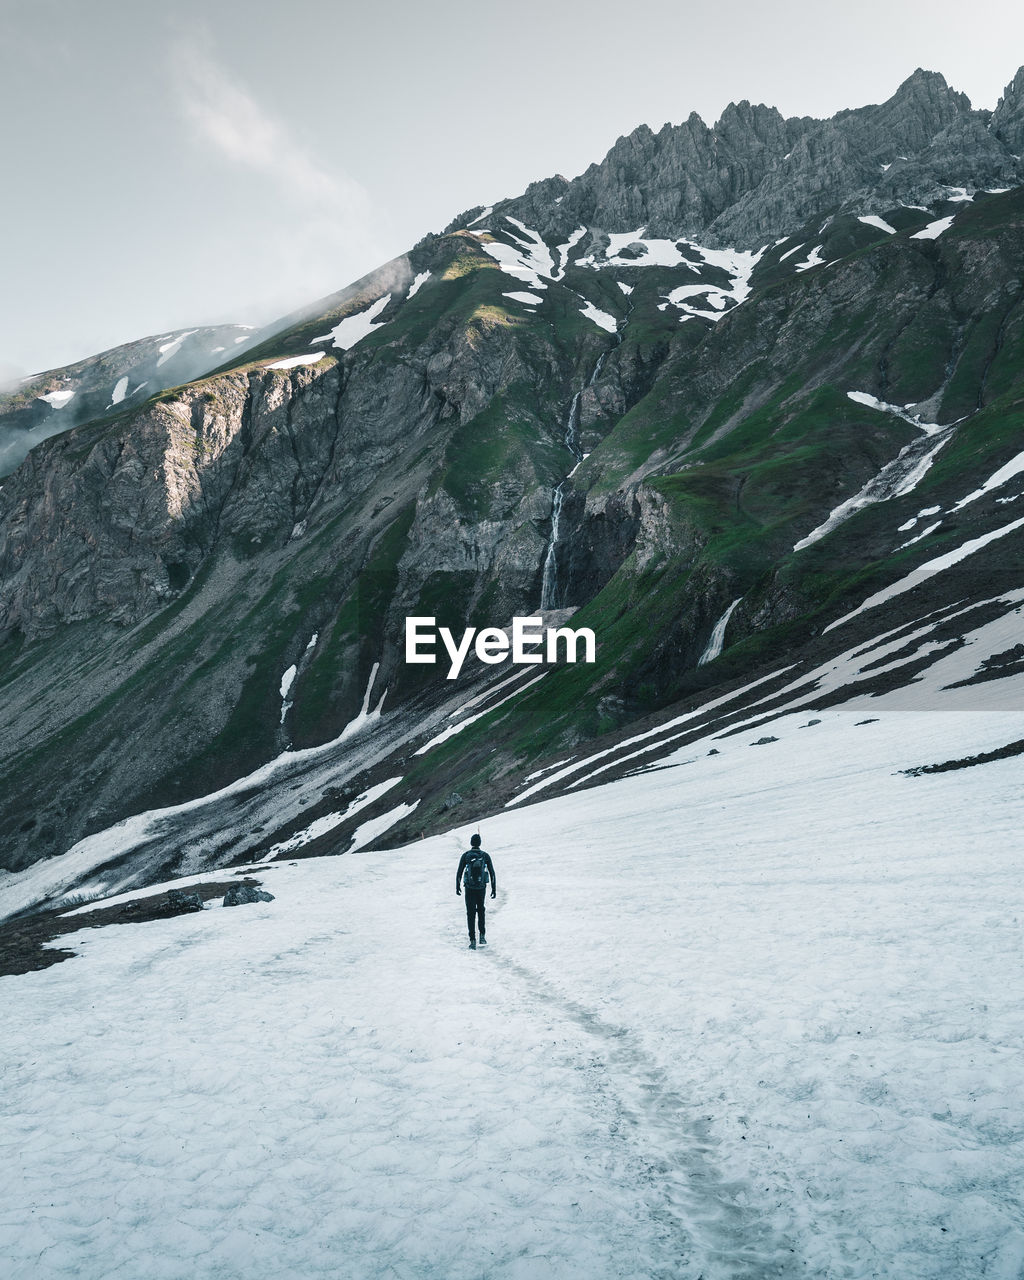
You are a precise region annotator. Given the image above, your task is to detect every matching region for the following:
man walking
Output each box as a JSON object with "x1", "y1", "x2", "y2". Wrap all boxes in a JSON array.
[{"x1": 456, "y1": 834, "x2": 496, "y2": 950}]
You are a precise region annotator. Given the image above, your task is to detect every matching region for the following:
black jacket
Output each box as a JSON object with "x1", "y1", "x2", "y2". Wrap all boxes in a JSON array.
[{"x1": 457, "y1": 849, "x2": 496, "y2": 893}]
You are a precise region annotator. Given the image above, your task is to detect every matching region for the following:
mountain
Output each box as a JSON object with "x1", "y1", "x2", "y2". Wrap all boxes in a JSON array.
[
  {"x1": 1, "y1": 67, "x2": 1024, "y2": 912},
  {"x1": 0, "y1": 324, "x2": 264, "y2": 478}
]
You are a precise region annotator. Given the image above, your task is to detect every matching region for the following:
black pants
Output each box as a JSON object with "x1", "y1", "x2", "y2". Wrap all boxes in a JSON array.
[{"x1": 464, "y1": 886, "x2": 486, "y2": 940}]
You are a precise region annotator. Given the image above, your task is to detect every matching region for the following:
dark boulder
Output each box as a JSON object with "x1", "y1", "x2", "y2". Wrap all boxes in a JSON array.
[
  {"x1": 222, "y1": 884, "x2": 275, "y2": 907},
  {"x1": 165, "y1": 889, "x2": 204, "y2": 914}
]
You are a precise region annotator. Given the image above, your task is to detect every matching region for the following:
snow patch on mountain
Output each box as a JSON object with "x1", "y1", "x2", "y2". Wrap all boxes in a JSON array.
[
  {"x1": 474, "y1": 218, "x2": 555, "y2": 291},
  {"x1": 502, "y1": 291, "x2": 543, "y2": 307},
  {"x1": 581, "y1": 230, "x2": 697, "y2": 269},
  {"x1": 415, "y1": 674, "x2": 547, "y2": 757},
  {"x1": 109, "y1": 376, "x2": 129, "y2": 405},
  {"x1": 266, "y1": 353, "x2": 329, "y2": 370},
  {"x1": 407, "y1": 271, "x2": 431, "y2": 299},
  {"x1": 156, "y1": 330, "x2": 198, "y2": 367},
  {"x1": 658, "y1": 245, "x2": 765, "y2": 322},
  {"x1": 348, "y1": 800, "x2": 420, "y2": 853},
  {"x1": 508, "y1": 668, "x2": 791, "y2": 807},
  {"x1": 551, "y1": 228, "x2": 586, "y2": 280},
  {"x1": 578, "y1": 300, "x2": 618, "y2": 332},
  {"x1": 325, "y1": 295, "x2": 392, "y2": 351},
  {"x1": 279, "y1": 664, "x2": 297, "y2": 724},
  {"x1": 38, "y1": 389, "x2": 75, "y2": 408},
  {"x1": 911, "y1": 215, "x2": 956, "y2": 241},
  {"x1": 795, "y1": 245, "x2": 826, "y2": 271},
  {"x1": 897, "y1": 520, "x2": 943, "y2": 549},
  {"x1": 858, "y1": 215, "x2": 897, "y2": 234}
]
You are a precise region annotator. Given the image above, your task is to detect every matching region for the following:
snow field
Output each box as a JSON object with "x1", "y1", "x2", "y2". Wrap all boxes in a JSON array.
[
  {"x1": 2, "y1": 857, "x2": 690, "y2": 1279},
  {"x1": 3, "y1": 702, "x2": 1023, "y2": 1278}
]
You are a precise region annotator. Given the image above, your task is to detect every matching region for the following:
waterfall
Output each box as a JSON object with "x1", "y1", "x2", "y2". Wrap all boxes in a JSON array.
[
  {"x1": 698, "y1": 598, "x2": 743, "y2": 666},
  {"x1": 587, "y1": 352, "x2": 608, "y2": 386},
  {"x1": 563, "y1": 391, "x2": 583, "y2": 460},
  {"x1": 539, "y1": 318, "x2": 627, "y2": 610},
  {"x1": 540, "y1": 481, "x2": 567, "y2": 609}
]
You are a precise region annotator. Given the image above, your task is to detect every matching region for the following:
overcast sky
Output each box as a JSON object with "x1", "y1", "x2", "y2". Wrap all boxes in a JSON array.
[{"x1": 3, "y1": 0, "x2": 1023, "y2": 379}]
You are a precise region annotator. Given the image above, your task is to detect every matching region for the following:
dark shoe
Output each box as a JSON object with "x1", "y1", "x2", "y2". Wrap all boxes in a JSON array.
[
  {"x1": 468, "y1": 939, "x2": 476, "y2": 949},
  {"x1": 479, "y1": 936, "x2": 487, "y2": 946}
]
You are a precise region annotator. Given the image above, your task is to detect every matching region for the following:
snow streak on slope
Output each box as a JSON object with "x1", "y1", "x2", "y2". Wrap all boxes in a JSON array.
[
  {"x1": 471, "y1": 221, "x2": 766, "y2": 326},
  {"x1": 3, "y1": 680, "x2": 1023, "y2": 1279},
  {"x1": 953, "y1": 446, "x2": 1024, "y2": 511},
  {"x1": 261, "y1": 778, "x2": 404, "y2": 859},
  {"x1": 579, "y1": 230, "x2": 703, "y2": 270},
  {"x1": 793, "y1": 393, "x2": 956, "y2": 551},
  {"x1": 502, "y1": 290, "x2": 543, "y2": 307},
  {"x1": 414, "y1": 673, "x2": 547, "y2": 756},
  {"x1": 155, "y1": 331, "x2": 197, "y2": 366},
  {"x1": 508, "y1": 668, "x2": 794, "y2": 806},
  {"x1": 511, "y1": 590, "x2": 1024, "y2": 804},
  {"x1": 824, "y1": 519, "x2": 1024, "y2": 631},
  {"x1": 0, "y1": 665, "x2": 386, "y2": 922},
  {"x1": 551, "y1": 227, "x2": 586, "y2": 279}
]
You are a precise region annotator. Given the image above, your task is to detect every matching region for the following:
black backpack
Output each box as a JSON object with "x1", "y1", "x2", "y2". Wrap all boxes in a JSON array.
[{"x1": 463, "y1": 850, "x2": 488, "y2": 888}]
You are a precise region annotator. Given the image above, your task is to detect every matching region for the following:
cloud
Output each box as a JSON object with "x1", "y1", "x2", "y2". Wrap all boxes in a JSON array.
[
  {"x1": 173, "y1": 42, "x2": 371, "y2": 222},
  {"x1": 0, "y1": 360, "x2": 27, "y2": 392},
  {"x1": 168, "y1": 38, "x2": 393, "y2": 325}
]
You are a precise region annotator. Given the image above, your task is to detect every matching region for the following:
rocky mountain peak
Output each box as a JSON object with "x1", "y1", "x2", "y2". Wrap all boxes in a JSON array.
[
  {"x1": 890, "y1": 67, "x2": 967, "y2": 110},
  {"x1": 992, "y1": 65, "x2": 1024, "y2": 152},
  {"x1": 475, "y1": 66, "x2": 1022, "y2": 254}
]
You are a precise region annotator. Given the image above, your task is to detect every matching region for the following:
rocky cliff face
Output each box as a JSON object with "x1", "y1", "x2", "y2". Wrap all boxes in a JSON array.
[{"x1": 2, "y1": 66, "x2": 1024, "y2": 904}]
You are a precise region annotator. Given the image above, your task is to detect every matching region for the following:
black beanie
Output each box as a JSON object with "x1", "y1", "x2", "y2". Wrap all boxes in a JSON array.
[{"x1": 470, "y1": 834, "x2": 481, "y2": 846}]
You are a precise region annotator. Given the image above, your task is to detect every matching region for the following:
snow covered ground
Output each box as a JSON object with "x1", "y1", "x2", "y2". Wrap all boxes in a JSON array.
[{"x1": 3, "y1": 691, "x2": 1024, "y2": 1278}]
